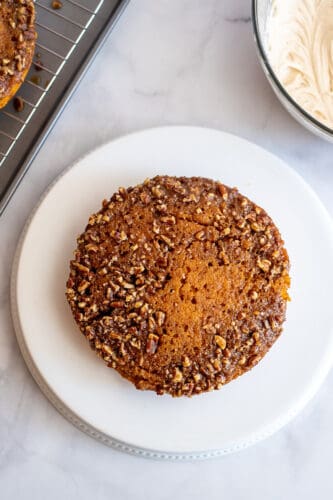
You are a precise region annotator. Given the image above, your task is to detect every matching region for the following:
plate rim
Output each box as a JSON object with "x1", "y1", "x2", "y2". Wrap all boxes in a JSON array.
[{"x1": 10, "y1": 126, "x2": 333, "y2": 460}]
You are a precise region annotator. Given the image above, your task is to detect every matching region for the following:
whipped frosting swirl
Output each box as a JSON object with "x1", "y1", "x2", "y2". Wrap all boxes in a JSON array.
[{"x1": 268, "y1": 0, "x2": 333, "y2": 129}]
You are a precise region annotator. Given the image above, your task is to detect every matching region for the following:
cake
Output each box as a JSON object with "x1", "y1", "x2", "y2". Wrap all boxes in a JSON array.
[
  {"x1": 0, "y1": 0, "x2": 36, "y2": 110},
  {"x1": 66, "y1": 176, "x2": 290, "y2": 397}
]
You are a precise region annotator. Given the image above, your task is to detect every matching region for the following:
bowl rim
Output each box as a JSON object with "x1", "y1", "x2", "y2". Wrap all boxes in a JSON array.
[{"x1": 251, "y1": 0, "x2": 333, "y2": 136}]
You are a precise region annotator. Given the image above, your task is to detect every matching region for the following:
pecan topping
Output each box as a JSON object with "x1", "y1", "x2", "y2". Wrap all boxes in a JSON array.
[{"x1": 66, "y1": 176, "x2": 290, "y2": 398}]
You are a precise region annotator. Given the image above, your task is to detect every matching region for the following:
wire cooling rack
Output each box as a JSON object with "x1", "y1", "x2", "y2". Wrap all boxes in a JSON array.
[{"x1": 0, "y1": 0, "x2": 129, "y2": 214}]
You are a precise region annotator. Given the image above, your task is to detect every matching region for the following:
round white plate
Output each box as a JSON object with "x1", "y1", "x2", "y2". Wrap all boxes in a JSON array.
[{"x1": 11, "y1": 127, "x2": 333, "y2": 460}]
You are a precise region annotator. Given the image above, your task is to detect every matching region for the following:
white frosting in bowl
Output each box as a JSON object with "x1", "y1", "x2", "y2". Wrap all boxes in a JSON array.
[{"x1": 268, "y1": 0, "x2": 333, "y2": 129}]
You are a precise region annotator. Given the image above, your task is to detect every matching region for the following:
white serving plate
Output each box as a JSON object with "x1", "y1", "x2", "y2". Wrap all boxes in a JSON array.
[{"x1": 11, "y1": 127, "x2": 333, "y2": 460}]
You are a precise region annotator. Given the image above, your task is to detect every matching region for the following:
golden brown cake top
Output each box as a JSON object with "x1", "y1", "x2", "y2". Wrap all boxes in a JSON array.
[
  {"x1": 0, "y1": 0, "x2": 36, "y2": 106},
  {"x1": 66, "y1": 176, "x2": 290, "y2": 397}
]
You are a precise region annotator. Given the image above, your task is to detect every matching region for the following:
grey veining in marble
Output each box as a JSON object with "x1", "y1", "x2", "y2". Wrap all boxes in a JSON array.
[{"x1": 1, "y1": 1, "x2": 333, "y2": 499}]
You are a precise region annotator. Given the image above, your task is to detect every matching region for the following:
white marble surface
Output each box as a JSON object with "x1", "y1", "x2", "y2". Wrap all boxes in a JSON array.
[{"x1": 1, "y1": 0, "x2": 333, "y2": 498}]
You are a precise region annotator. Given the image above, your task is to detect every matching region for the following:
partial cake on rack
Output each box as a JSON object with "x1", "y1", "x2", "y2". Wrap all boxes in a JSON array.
[{"x1": 0, "y1": 0, "x2": 36, "y2": 109}]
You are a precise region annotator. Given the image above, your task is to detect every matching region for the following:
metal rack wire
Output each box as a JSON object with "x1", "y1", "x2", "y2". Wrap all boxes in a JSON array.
[{"x1": 0, "y1": 0, "x2": 128, "y2": 214}]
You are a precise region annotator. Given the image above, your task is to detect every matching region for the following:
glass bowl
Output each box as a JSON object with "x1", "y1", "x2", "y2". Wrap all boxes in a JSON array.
[{"x1": 252, "y1": 0, "x2": 333, "y2": 142}]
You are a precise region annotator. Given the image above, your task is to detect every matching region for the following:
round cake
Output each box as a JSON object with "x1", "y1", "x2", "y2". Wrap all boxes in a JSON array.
[
  {"x1": 0, "y1": 0, "x2": 36, "y2": 110},
  {"x1": 66, "y1": 176, "x2": 290, "y2": 397}
]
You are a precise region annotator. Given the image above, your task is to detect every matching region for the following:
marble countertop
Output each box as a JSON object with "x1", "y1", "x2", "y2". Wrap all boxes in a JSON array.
[{"x1": 1, "y1": 1, "x2": 333, "y2": 498}]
